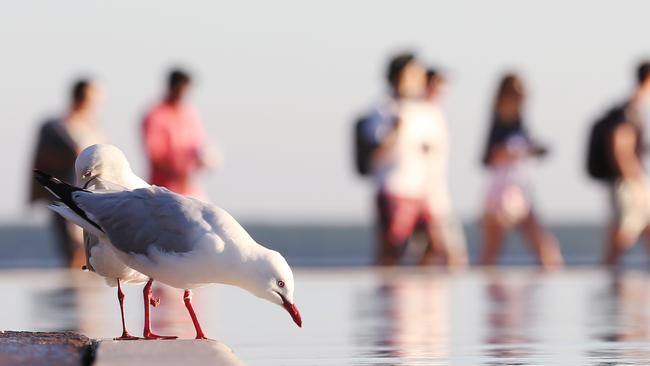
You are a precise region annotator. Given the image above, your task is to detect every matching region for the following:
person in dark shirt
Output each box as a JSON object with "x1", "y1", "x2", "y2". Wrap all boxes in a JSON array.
[
  {"x1": 480, "y1": 73, "x2": 563, "y2": 269},
  {"x1": 29, "y1": 79, "x2": 105, "y2": 268}
]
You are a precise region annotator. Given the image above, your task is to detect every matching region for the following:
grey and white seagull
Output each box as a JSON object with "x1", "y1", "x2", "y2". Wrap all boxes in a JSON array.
[
  {"x1": 35, "y1": 170, "x2": 302, "y2": 340},
  {"x1": 67, "y1": 144, "x2": 175, "y2": 340}
]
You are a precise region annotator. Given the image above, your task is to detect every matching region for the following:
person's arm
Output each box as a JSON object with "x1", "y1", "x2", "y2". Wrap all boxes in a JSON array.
[
  {"x1": 485, "y1": 144, "x2": 514, "y2": 166},
  {"x1": 371, "y1": 117, "x2": 401, "y2": 161},
  {"x1": 612, "y1": 123, "x2": 644, "y2": 181}
]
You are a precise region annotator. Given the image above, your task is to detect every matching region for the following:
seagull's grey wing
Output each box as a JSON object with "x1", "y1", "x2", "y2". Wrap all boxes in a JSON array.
[
  {"x1": 73, "y1": 187, "x2": 209, "y2": 256},
  {"x1": 82, "y1": 230, "x2": 97, "y2": 272}
]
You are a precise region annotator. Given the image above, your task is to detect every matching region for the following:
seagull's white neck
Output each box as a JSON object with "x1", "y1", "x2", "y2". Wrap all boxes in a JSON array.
[{"x1": 207, "y1": 242, "x2": 273, "y2": 295}]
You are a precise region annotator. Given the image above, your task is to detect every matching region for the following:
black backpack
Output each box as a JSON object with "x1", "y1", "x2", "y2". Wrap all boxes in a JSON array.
[
  {"x1": 586, "y1": 105, "x2": 627, "y2": 181},
  {"x1": 353, "y1": 115, "x2": 377, "y2": 176}
]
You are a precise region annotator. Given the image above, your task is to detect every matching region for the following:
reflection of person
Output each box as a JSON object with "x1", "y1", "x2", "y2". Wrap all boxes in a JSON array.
[
  {"x1": 365, "y1": 53, "x2": 463, "y2": 267},
  {"x1": 480, "y1": 74, "x2": 563, "y2": 269},
  {"x1": 602, "y1": 62, "x2": 650, "y2": 266},
  {"x1": 142, "y1": 68, "x2": 209, "y2": 197},
  {"x1": 483, "y1": 272, "x2": 535, "y2": 353},
  {"x1": 355, "y1": 272, "x2": 450, "y2": 360},
  {"x1": 29, "y1": 79, "x2": 105, "y2": 268}
]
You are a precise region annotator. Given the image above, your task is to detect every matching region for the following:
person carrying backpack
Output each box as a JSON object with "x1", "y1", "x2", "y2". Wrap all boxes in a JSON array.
[{"x1": 587, "y1": 61, "x2": 650, "y2": 266}]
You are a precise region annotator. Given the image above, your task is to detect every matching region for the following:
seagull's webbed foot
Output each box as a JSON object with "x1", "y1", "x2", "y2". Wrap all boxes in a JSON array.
[
  {"x1": 114, "y1": 332, "x2": 140, "y2": 341},
  {"x1": 142, "y1": 331, "x2": 178, "y2": 340}
]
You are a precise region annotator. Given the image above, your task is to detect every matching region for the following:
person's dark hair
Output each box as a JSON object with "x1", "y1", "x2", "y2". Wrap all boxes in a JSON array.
[
  {"x1": 637, "y1": 61, "x2": 650, "y2": 85},
  {"x1": 71, "y1": 79, "x2": 91, "y2": 107},
  {"x1": 168, "y1": 68, "x2": 191, "y2": 92},
  {"x1": 493, "y1": 73, "x2": 524, "y2": 119},
  {"x1": 386, "y1": 53, "x2": 415, "y2": 89}
]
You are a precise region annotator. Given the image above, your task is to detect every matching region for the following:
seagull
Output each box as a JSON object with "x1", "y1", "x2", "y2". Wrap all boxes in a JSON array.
[
  {"x1": 64, "y1": 144, "x2": 176, "y2": 340},
  {"x1": 34, "y1": 171, "x2": 302, "y2": 339}
]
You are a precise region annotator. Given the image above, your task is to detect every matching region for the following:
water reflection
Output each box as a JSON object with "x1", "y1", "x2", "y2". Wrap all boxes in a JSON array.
[
  {"x1": 32, "y1": 286, "x2": 80, "y2": 332},
  {"x1": 11, "y1": 268, "x2": 650, "y2": 365},
  {"x1": 482, "y1": 270, "x2": 538, "y2": 364},
  {"x1": 355, "y1": 269, "x2": 450, "y2": 365},
  {"x1": 585, "y1": 271, "x2": 650, "y2": 365}
]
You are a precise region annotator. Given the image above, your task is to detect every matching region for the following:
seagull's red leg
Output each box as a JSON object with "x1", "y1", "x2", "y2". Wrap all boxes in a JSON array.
[
  {"x1": 114, "y1": 278, "x2": 139, "y2": 340},
  {"x1": 183, "y1": 289, "x2": 209, "y2": 340},
  {"x1": 142, "y1": 278, "x2": 177, "y2": 340}
]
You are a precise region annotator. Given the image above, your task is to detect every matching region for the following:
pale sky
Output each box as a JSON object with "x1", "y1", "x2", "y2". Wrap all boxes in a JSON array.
[{"x1": 1, "y1": 0, "x2": 649, "y2": 224}]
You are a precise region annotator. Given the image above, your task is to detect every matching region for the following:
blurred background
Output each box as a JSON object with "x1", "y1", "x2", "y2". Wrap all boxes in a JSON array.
[
  {"x1": 2, "y1": 0, "x2": 650, "y2": 267},
  {"x1": 6, "y1": 2, "x2": 650, "y2": 365}
]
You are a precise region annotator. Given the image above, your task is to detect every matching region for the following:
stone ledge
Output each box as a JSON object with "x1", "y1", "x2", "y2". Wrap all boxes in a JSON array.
[
  {"x1": 0, "y1": 331, "x2": 95, "y2": 366},
  {"x1": 93, "y1": 339, "x2": 244, "y2": 366},
  {"x1": 0, "y1": 332, "x2": 245, "y2": 366}
]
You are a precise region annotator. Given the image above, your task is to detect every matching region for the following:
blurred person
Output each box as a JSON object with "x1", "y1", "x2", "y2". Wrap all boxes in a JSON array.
[
  {"x1": 419, "y1": 68, "x2": 468, "y2": 267},
  {"x1": 480, "y1": 73, "x2": 563, "y2": 269},
  {"x1": 361, "y1": 53, "x2": 463, "y2": 267},
  {"x1": 29, "y1": 78, "x2": 105, "y2": 268},
  {"x1": 142, "y1": 68, "x2": 216, "y2": 198},
  {"x1": 587, "y1": 62, "x2": 650, "y2": 266}
]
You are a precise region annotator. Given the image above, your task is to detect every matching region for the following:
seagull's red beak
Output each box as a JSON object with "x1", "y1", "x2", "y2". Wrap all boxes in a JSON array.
[{"x1": 281, "y1": 296, "x2": 302, "y2": 327}]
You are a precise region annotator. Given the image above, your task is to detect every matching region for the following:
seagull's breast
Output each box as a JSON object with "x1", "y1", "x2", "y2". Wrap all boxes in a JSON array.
[{"x1": 89, "y1": 242, "x2": 148, "y2": 285}]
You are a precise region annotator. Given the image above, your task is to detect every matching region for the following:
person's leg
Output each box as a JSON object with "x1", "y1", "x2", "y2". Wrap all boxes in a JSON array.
[
  {"x1": 67, "y1": 223, "x2": 86, "y2": 269},
  {"x1": 480, "y1": 213, "x2": 506, "y2": 266},
  {"x1": 420, "y1": 218, "x2": 447, "y2": 266},
  {"x1": 51, "y1": 214, "x2": 73, "y2": 267},
  {"x1": 375, "y1": 192, "x2": 400, "y2": 265},
  {"x1": 604, "y1": 181, "x2": 642, "y2": 267},
  {"x1": 520, "y1": 212, "x2": 563, "y2": 269},
  {"x1": 642, "y1": 226, "x2": 650, "y2": 264},
  {"x1": 444, "y1": 218, "x2": 469, "y2": 269},
  {"x1": 376, "y1": 192, "x2": 418, "y2": 265},
  {"x1": 604, "y1": 224, "x2": 636, "y2": 267}
]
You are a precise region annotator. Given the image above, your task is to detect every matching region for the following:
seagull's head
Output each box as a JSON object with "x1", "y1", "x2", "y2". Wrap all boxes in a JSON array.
[
  {"x1": 75, "y1": 144, "x2": 131, "y2": 187},
  {"x1": 250, "y1": 250, "x2": 302, "y2": 328}
]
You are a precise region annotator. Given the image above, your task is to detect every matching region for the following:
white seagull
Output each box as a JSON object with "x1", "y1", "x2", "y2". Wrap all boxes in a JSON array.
[
  {"x1": 34, "y1": 171, "x2": 302, "y2": 339},
  {"x1": 61, "y1": 144, "x2": 175, "y2": 340}
]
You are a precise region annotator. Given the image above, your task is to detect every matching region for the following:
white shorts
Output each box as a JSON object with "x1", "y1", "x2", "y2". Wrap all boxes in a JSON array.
[{"x1": 611, "y1": 178, "x2": 650, "y2": 240}]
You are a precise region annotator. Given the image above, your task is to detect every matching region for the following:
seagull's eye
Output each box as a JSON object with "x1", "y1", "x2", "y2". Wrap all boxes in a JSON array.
[{"x1": 277, "y1": 280, "x2": 285, "y2": 288}]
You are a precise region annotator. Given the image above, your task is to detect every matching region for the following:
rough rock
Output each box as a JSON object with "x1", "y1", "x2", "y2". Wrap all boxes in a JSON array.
[{"x1": 0, "y1": 331, "x2": 95, "y2": 366}]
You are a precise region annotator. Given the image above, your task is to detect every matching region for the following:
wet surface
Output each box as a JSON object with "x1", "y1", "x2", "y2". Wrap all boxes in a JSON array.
[{"x1": 2, "y1": 267, "x2": 650, "y2": 365}]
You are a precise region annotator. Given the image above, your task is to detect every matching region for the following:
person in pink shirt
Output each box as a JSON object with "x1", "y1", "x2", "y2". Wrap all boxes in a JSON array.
[{"x1": 142, "y1": 69, "x2": 207, "y2": 197}]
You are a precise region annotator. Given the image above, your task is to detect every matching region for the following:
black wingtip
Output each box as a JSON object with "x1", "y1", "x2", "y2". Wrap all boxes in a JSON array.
[
  {"x1": 33, "y1": 170, "x2": 58, "y2": 185},
  {"x1": 32, "y1": 170, "x2": 105, "y2": 233}
]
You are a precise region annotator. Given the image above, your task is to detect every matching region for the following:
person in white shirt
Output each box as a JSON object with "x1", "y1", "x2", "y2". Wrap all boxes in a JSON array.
[
  {"x1": 419, "y1": 68, "x2": 468, "y2": 266},
  {"x1": 365, "y1": 54, "x2": 465, "y2": 267}
]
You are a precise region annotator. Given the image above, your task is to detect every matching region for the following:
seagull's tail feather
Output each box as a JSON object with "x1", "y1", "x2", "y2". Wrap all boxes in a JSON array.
[
  {"x1": 48, "y1": 202, "x2": 105, "y2": 238},
  {"x1": 33, "y1": 170, "x2": 104, "y2": 233}
]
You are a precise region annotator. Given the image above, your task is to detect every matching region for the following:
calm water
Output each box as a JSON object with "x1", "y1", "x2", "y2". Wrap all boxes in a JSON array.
[{"x1": 3, "y1": 267, "x2": 650, "y2": 365}]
